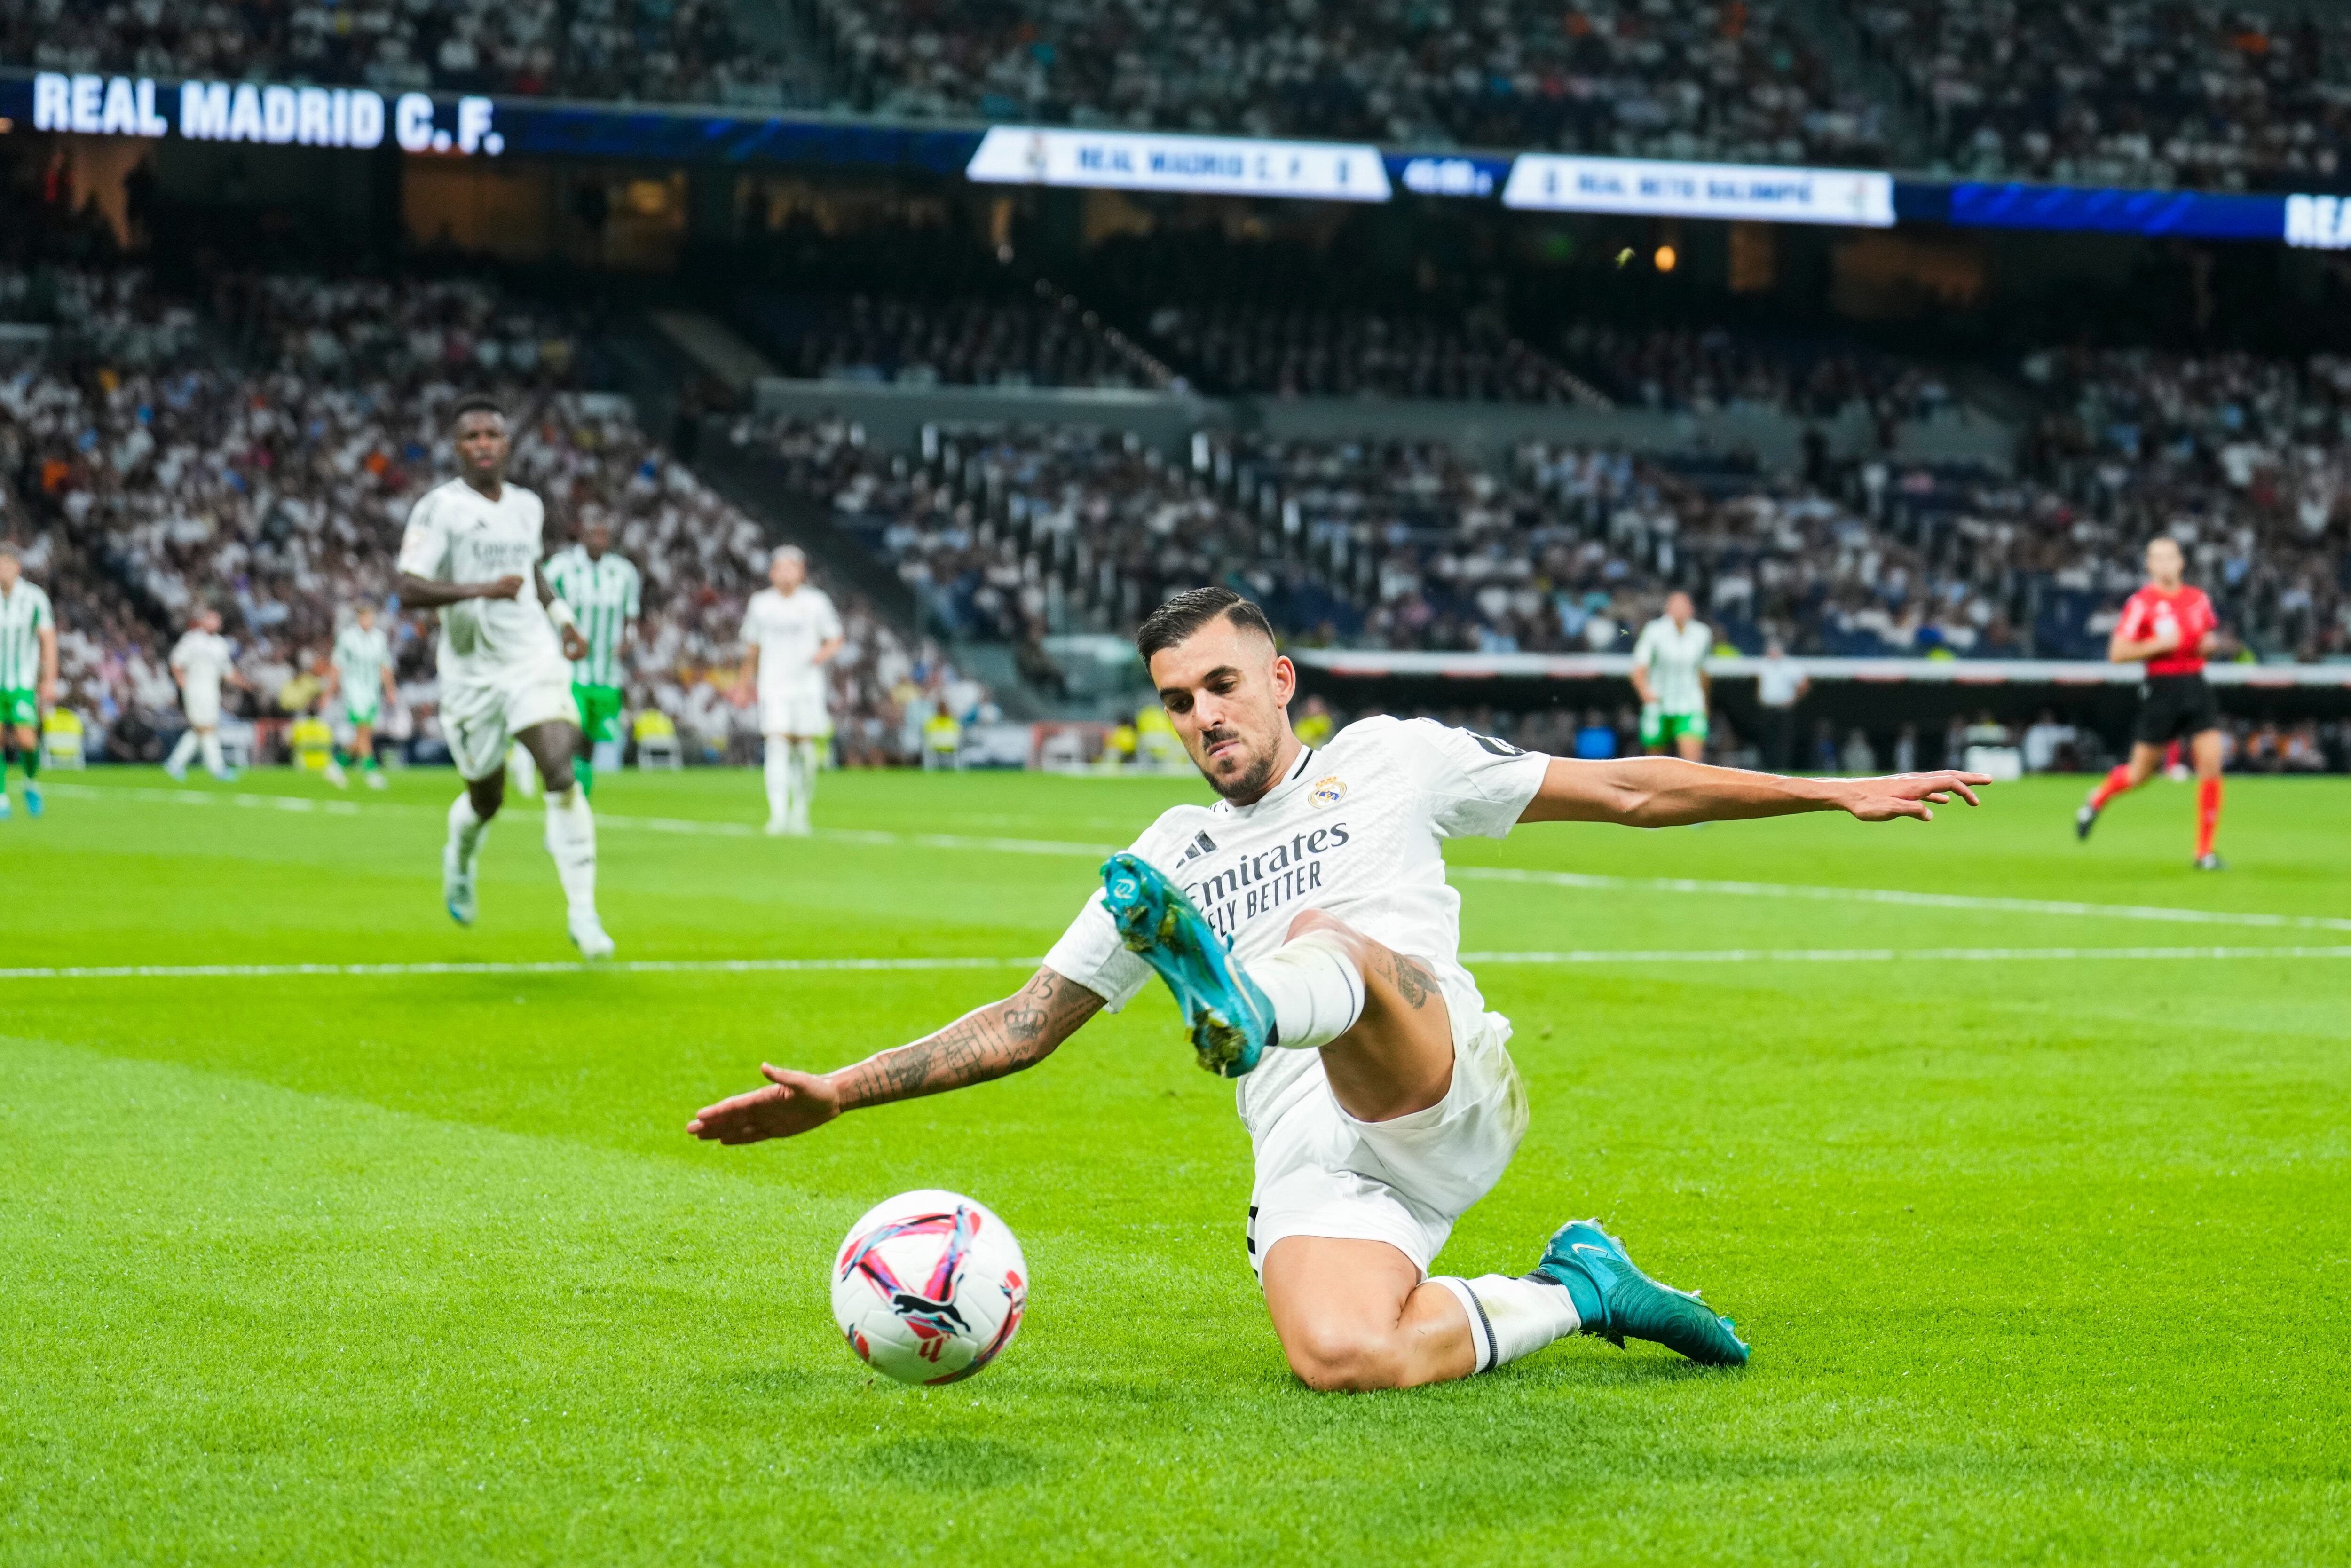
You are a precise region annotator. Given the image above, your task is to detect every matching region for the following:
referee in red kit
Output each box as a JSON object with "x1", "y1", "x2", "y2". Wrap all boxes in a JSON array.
[{"x1": 2075, "y1": 536, "x2": 2228, "y2": 868}]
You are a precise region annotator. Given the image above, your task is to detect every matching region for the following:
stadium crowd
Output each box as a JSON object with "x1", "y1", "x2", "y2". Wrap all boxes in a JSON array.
[
  {"x1": 0, "y1": 269, "x2": 947, "y2": 765},
  {"x1": 812, "y1": 0, "x2": 1887, "y2": 164},
  {"x1": 0, "y1": 0, "x2": 805, "y2": 108},
  {"x1": 737, "y1": 286, "x2": 1168, "y2": 391},
  {"x1": 733, "y1": 379, "x2": 2348, "y2": 670},
  {"x1": 1561, "y1": 322, "x2": 1962, "y2": 423},
  {"x1": 1850, "y1": 0, "x2": 2351, "y2": 190},
  {"x1": 1141, "y1": 303, "x2": 1599, "y2": 404}
]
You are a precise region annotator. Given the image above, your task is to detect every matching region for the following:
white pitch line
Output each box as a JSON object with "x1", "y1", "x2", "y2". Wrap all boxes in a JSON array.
[
  {"x1": 1452, "y1": 865, "x2": 2351, "y2": 934},
  {"x1": 0, "y1": 955, "x2": 1046, "y2": 981},
  {"x1": 32, "y1": 783, "x2": 1116, "y2": 859},
  {"x1": 34, "y1": 782, "x2": 2351, "y2": 933},
  {"x1": 1462, "y1": 945, "x2": 2351, "y2": 964},
  {"x1": 1, "y1": 947, "x2": 2344, "y2": 982}
]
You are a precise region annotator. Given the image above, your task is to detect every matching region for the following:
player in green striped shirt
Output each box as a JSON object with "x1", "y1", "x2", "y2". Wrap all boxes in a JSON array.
[
  {"x1": 326, "y1": 602, "x2": 400, "y2": 790},
  {"x1": 542, "y1": 521, "x2": 640, "y2": 795},
  {"x1": 0, "y1": 541, "x2": 59, "y2": 821}
]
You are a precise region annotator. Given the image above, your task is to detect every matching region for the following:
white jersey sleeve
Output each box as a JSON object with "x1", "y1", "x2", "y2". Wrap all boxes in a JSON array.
[
  {"x1": 395, "y1": 489, "x2": 452, "y2": 581},
  {"x1": 813, "y1": 588, "x2": 842, "y2": 643},
  {"x1": 1386, "y1": 717, "x2": 1551, "y2": 839}
]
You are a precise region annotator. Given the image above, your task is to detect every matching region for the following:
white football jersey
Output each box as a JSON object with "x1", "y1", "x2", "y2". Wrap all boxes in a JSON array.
[
  {"x1": 1633, "y1": 615, "x2": 1712, "y2": 714},
  {"x1": 742, "y1": 584, "x2": 842, "y2": 699},
  {"x1": 395, "y1": 478, "x2": 563, "y2": 685},
  {"x1": 1044, "y1": 717, "x2": 1550, "y2": 1129},
  {"x1": 168, "y1": 629, "x2": 234, "y2": 703}
]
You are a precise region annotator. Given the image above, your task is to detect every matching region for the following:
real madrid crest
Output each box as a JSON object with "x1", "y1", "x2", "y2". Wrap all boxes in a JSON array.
[{"x1": 1309, "y1": 775, "x2": 1347, "y2": 809}]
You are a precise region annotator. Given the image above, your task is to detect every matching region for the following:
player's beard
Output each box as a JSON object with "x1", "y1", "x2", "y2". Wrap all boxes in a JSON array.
[{"x1": 1196, "y1": 723, "x2": 1281, "y2": 804}]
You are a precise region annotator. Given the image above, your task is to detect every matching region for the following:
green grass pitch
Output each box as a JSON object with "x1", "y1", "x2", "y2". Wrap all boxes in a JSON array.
[{"x1": 2, "y1": 764, "x2": 2347, "y2": 1565}]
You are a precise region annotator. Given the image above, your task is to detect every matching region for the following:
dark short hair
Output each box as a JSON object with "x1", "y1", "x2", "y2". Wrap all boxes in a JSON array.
[
  {"x1": 449, "y1": 393, "x2": 507, "y2": 430},
  {"x1": 1136, "y1": 586, "x2": 1277, "y2": 662},
  {"x1": 0, "y1": 539, "x2": 19, "y2": 560}
]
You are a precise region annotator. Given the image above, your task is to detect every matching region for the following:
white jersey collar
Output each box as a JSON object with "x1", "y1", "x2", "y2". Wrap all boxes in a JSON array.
[{"x1": 1215, "y1": 743, "x2": 1317, "y2": 819}]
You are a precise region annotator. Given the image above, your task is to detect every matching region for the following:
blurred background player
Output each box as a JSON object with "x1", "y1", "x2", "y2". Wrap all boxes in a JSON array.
[
  {"x1": 324, "y1": 602, "x2": 398, "y2": 790},
  {"x1": 1632, "y1": 591, "x2": 1712, "y2": 761},
  {"x1": 395, "y1": 396, "x2": 613, "y2": 959},
  {"x1": 543, "y1": 519, "x2": 640, "y2": 796},
  {"x1": 164, "y1": 608, "x2": 249, "y2": 783},
  {"x1": 1755, "y1": 636, "x2": 1809, "y2": 773},
  {"x1": 733, "y1": 545, "x2": 842, "y2": 836},
  {"x1": 2076, "y1": 536, "x2": 2229, "y2": 868},
  {"x1": 0, "y1": 541, "x2": 57, "y2": 820}
]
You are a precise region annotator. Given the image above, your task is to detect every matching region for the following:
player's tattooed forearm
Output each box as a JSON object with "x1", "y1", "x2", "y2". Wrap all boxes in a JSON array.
[{"x1": 846, "y1": 969, "x2": 1097, "y2": 1106}]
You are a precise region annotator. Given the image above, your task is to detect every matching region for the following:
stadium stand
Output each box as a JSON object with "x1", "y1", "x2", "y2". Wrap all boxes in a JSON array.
[
  {"x1": 0, "y1": 0, "x2": 810, "y2": 108},
  {"x1": 1560, "y1": 323, "x2": 1961, "y2": 422},
  {"x1": 1848, "y1": 0, "x2": 2351, "y2": 190},
  {"x1": 1140, "y1": 303, "x2": 1601, "y2": 404},
  {"x1": 0, "y1": 268, "x2": 927, "y2": 762},
  {"x1": 810, "y1": 0, "x2": 1888, "y2": 164},
  {"x1": 737, "y1": 283, "x2": 1174, "y2": 391},
  {"x1": 734, "y1": 390, "x2": 2347, "y2": 666}
]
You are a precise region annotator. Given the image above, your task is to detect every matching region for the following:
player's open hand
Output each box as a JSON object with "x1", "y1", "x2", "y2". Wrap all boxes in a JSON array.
[
  {"x1": 1838, "y1": 770, "x2": 1990, "y2": 822},
  {"x1": 687, "y1": 1064, "x2": 842, "y2": 1143}
]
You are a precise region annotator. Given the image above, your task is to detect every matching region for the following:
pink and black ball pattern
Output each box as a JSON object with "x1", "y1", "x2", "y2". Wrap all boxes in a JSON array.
[{"x1": 830, "y1": 1190, "x2": 1028, "y2": 1385}]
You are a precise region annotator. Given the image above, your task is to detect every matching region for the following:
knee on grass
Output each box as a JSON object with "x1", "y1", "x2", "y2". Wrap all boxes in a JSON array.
[{"x1": 1282, "y1": 1322, "x2": 1412, "y2": 1393}]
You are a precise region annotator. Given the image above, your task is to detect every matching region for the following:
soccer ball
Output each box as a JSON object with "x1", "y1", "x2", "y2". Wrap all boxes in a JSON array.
[{"x1": 830, "y1": 1189, "x2": 1028, "y2": 1385}]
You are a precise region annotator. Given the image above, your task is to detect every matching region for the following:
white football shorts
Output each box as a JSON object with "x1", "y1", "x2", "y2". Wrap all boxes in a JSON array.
[
  {"x1": 1244, "y1": 974, "x2": 1529, "y2": 1282},
  {"x1": 442, "y1": 662, "x2": 579, "y2": 782},
  {"x1": 759, "y1": 684, "x2": 832, "y2": 737},
  {"x1": 182, "y1": 687, "x2": 221, "y2": 728}
]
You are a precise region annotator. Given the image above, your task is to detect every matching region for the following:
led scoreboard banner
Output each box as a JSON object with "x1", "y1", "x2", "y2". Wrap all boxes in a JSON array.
[{"x1": 6, "y1": 69, "x2": 2351, "y2": 247}]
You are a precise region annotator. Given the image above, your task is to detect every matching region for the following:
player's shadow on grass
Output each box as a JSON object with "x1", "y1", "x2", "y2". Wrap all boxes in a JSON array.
[{"x1": 862, "y1": 1434, "x2": 1042, "y2": 1490}]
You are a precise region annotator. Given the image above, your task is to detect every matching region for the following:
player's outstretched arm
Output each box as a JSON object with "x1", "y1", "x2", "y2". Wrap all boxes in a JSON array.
[
  {"x1": 686, "y1": 966, "x2": 1104, "y2": 1145},
  {"x1": 1521, "y1": 756, "x2": 1990, "y2": 828}
]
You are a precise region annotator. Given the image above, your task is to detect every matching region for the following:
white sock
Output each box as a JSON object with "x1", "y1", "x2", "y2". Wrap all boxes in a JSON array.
[
  {"x1": 166, "y1": 729, "x2": 198, "y2": 772},
  {"x1": 1431, "y1": 1274, "x2": 1583, "y2": 1373},
  {"x1": 764, "y1": 735, "x2": 790, "y2": 822},
  {"x1": 789, "y1": 739, "x2": 819, "y2": 827},
  {"x1": 544, "y1": 784, "x2": 598, "y2": 922},
  {"x1": 446, "y1": 792, "x2": 489, "y2": 874},
  {"x1": 1245, "y1": 930, "x2": 1365, "y2": 1049},
  {"x1": 199, "y1": 733, "x2": 226, "y2": 775}
]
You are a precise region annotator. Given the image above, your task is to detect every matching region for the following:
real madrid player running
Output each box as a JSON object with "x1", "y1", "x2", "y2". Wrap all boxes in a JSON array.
[
  {"x1": 323, "y1": 601, "x2": 398, "y2": 789},
  {"x1": 542, "y1": 518, "x2": 640, "y2": 796},
  {"x1": 395, "y1": 395, "x2": 615, "y2": 958},
  {"x1": 2075, "y1": 536, "x2": 2230, "y2": 868},
  {"x1": 693, "y1": 588, "x2": 1988, "y2": 1390},
  {"x1": 731, "y1": 545, "x2": 842, "y2": 836}
]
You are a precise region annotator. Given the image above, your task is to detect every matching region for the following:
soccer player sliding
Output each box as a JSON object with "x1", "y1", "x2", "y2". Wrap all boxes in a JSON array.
[{"x1": 692, "y1": 589, "x2": 1990, "y2": 1390}]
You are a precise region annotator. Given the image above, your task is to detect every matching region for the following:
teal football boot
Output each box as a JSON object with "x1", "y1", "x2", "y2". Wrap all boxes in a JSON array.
[
  {"x1": 1534, "y1": 1219, "x2": 1751, "y2": 1366},
  {"x1": 1100, "y1": 851, "x2": 1274, "y2": 1078}
]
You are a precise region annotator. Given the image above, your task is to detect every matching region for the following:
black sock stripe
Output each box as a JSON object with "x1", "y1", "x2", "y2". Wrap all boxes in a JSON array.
[{"x1": 1464, "y1": 1282, "x2": 1498, "y2": 1373}]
